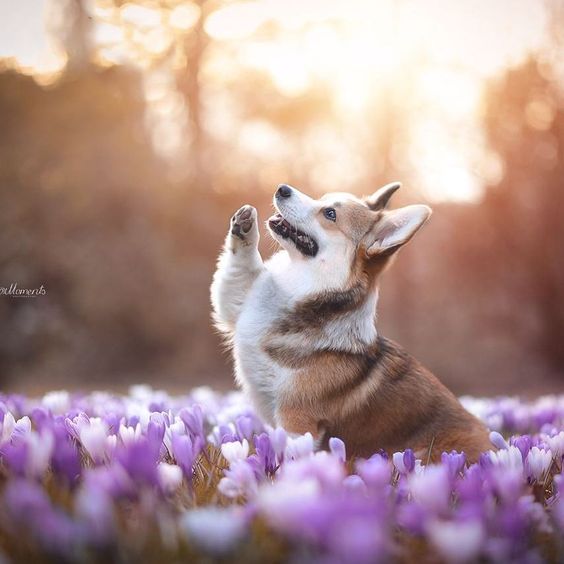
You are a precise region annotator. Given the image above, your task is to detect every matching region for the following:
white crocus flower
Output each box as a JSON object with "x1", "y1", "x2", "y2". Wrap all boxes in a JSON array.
[
  {"x1": 218, "y1": 459, "x2": 258, "y2": 499},
  {"x1": 487, "y1": 446, "x2": 524, "y2": 474},
  {"x1": 118, "y1": 422, "x2": 141, "y2": 446},
  {"x1": 1, "y1": 413, "x2": 31, "y2": 444},
  {"x1": 526, "y1": 447, "x2": 553, "y2": 481},
  {"x1": 258, "y1": 477, "x2": 321, "y2": 525},
  {"x1": 284, "y1": 433, "x2": 314, "y2": 461},
  {"x1": 79, "y1": 419, "x2": 109, "y2": 462},
  {"x1": 180, "y1": 507, "x2": 247, "y2": 555},
  {"x1": 221, "y1": 439, "x2": 249, "y2": 464},
  {"x1": 489, "y1": 431, "x2": 509, "y2": 450},
  {"x1": 42, "y1": 390, "x2": 70, "y2": 415},
  {"x1": 0, "y1": 412, "x2": 16, "y2": 444},
  {"x1": 408, "y1": 465, "x2": 451, "y2": 514},
  {"x1": 157, "y1": 463, "x2": 183, "y2": 493},
  {"x1": 427, "y1": 519, "x2": 485, "y2": 563},
  {"x1": 546, "y1": 431, "x2": 564, "y2": 459},
  {"x1": 163, "y1": 419, "x2": 186, "y2": 453},
  {"x1": 105, "y1": 434, "x2": 117, "y2": 458},
  {"x1": 25, "y1": 430, "x2": 54, "y2": 478}
]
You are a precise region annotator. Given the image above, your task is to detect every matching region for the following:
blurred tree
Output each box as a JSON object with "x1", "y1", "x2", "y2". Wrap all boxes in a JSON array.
[
  {"x1": 482, "y1": 56, "x2": 564, "y2": 374},
  {"x1": 0, "y1": 63, "x2": 231, "y2": 389},
  {"x1": 48, "y1": 0, "x2": 94, "y2": 71},
  {"x1": 177, "y1": 0, "x2": 210, "y2": 184}
]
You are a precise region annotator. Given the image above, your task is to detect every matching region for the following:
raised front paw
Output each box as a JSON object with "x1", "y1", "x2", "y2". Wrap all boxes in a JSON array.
[{"x1": 230, "y1": 205, "x2": 259, "y2": 247}]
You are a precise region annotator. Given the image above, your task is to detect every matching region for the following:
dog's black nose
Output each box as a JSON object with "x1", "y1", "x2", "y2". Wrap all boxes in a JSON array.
[{"x1": 277, "y1": 184, "x2": 292, "y2": 198}]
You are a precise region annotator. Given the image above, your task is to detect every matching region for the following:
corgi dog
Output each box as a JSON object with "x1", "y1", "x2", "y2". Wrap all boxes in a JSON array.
[{"x1": 210, "y1": 183, "x2": 492, "y2": 462}]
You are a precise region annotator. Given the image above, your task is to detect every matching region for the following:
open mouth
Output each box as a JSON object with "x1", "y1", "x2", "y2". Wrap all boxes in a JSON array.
[{"x1": 268, "y1": 214, "x2": 318, "y2": 257}]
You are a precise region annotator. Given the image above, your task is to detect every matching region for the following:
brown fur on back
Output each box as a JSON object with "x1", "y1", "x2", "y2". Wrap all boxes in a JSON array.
[
  {"x1": 266, "y1": 250, "x2": 491, "y2": 463},
  {"x1": 272, "y1": 335, "x2": 490, "y2": 463}
]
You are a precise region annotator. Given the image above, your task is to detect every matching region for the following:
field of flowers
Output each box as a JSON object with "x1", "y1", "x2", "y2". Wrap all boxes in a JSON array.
[{"x1": 0, "y1": 386, "x2": 563, "y2": 563}]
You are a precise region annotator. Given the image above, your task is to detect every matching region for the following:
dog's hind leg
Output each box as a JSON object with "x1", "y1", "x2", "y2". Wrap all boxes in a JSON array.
[{"x1": 211, "y1": 205, "x2": 264, "y2": 333}]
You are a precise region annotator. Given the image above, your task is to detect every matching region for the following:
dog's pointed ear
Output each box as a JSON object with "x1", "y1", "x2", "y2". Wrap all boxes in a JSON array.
[
  {"x1": 366, "y1": 204, "x2": 432, "y2": 258},
  {"x1": 364, "y1": 182, "x2": 401, "y2": 211}
]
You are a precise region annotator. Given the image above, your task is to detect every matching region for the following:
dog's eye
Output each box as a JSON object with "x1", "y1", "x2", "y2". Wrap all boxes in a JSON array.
[{"x1": 323, "y1": 208, "x2": 337, "y2": 222}]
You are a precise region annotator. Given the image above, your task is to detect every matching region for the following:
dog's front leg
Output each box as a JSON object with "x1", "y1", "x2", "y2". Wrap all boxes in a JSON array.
[{"x1": 211, "y1": 205, "x2": 264, "y2": 333}]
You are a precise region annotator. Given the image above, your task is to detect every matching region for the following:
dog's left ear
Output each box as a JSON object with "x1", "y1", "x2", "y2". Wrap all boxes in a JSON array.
[
  {"x1": 366, "y1": 204, "x2": 432, "y2": 258},
  {"x1": 364, "y1": 182, "x2": 401, "y2": 211}
]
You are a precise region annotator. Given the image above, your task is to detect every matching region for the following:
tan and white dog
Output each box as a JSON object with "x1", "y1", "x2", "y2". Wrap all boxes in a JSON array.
[{"x1": 211, "y1": 183, "x2": 491, "y2": 462}]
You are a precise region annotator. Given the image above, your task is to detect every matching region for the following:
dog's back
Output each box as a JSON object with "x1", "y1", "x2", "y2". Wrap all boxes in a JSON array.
[
  {"x1": 272, "y1": 333, "x2": 491, "y2": 462},
  {"x1": 258, "y1": 270, "x2": 491, "y2": 462}
]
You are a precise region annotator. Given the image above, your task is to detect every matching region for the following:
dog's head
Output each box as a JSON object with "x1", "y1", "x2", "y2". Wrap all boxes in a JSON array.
[{"x1": 267, "y1": 182, "x2": 431, "y2": 272}]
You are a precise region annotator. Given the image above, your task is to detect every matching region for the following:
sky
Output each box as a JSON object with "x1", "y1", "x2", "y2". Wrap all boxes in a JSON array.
[
  {"x1": 0, "y1": 0, "x2": 63, "y2": 74},
  {"x1": 0, "y1": 0, "x2": 551, "y2": 202}
]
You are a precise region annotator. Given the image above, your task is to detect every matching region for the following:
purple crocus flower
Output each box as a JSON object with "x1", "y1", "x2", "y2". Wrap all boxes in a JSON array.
[
  {"x1": 103, "y1": 412, "x2": 121, "y2": 435},
  {"x1": 488, "y1": 467, "x2": 525, "y2": 504},
  {"x1": 489, "y1": 431, "x2": 509, "y2": 450},
  {"x1": 552, "y1": 496, "x2": 564, "y2": 532},
  {"x1": 533, "y1": 404, "x2": 557, "y2": 429},
  {"x1": 408, "y1": 465, "x2": 451, "y2": 515},
  {"x1": 327, "y1": 513, "x2": 389, "y2": 564},
  {"x1": 219, "y1": 459, "x2": 259, "y2": 499},
  {"x1": 1, "y1": 440, "x2": 28, "y2": 476},
  {"x1": 329, "y1": 437, "x2": 346, "y2": 463},
  {"x1": 393, "y1": 449, "x2": 415, "y2": 474},
  {"x1": 64, "y1": 412, "x2": 90, "y2": 441},
  {"x1": 3, "y1": 479, "x2": 78, "y2": 555},
  {"x1": 1, "y1": 412, "x2": 31, "y2": 445},
  {"x1": 171, "y1": 432, "x2": 196, "y2": 480},
  {"x1": 179, "y1": 404, "x2": 205, "y2": 439},
  {"x1": 441, "y1": 451, "x2": 466, "y2": 481},
  {"x1": 31, "y1": 407, "x2": 50, "y2": 430},
  {"x1": 149, "y1": 400, "x2": 167, "y2": 413},
  {"x1": 235, "y1": 415, "x2": 256, "y2": 441},
  {"x1": 211, "y1": 423, "x2": 237, "y2": 445},
  {"x1": 356, "y1": 454, "x2": 391, "y2": 491},
  {"x1": 268, "y1": 427, "x2": 287, "y2": 462},
  {"x1": 456, "y1": 464, "x2": 487, "y2": 504},
  {"x1": 512, "y1": 435, "x2": 533, "y2": 460},
  {"x1": 147, "y1": 412, "x2": 166, "y2": 459},
  {"x1": 343, "y1": 474, "x2": 368, "y2": 495},
  {"x1": 51, "y1": 436, "x2": 81, "y2": 484},
  {"x1": 4, "y1": 478, "x2": 51, "y2": 522},
  {"x1": 116, "y1": 438, "x2": 159, "y2": 486},
  {"x1": 83, "y1": 464, "x2": 136, "y2": 499},
  {"x1": 75, "y1": 483, "x2": 116, "y2": 546},
  {"x1": 280, "y1": 452, "x2": 345, "y2": 491},
  {"x1": 252, "y1": 433, "x2": 277, "y2": 474}
]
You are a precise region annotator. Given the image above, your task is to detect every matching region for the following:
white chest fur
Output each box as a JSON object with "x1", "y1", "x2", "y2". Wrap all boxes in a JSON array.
[{"x1": 231, "y1": 250, "x2": 379, "y2": 423}]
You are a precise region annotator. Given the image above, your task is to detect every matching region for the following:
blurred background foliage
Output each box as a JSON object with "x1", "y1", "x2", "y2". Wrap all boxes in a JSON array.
[{"x1": 0, "y1": 0, "x2": 563, "y2": 395}]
